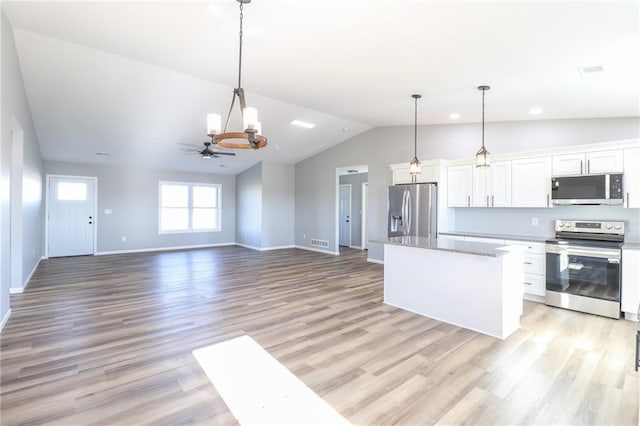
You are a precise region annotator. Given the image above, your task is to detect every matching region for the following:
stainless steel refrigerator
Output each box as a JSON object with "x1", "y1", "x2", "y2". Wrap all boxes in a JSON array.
[{"x1": 388, "y1": 183, "x2": 437, "y2": 238}]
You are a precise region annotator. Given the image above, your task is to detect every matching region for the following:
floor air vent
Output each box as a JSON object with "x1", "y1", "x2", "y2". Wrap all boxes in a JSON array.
[{"x1": 310, "y1": 239, "x2": 329, "y2": 248}]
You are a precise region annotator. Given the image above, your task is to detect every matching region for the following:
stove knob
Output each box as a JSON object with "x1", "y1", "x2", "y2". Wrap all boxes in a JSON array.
[
  {"x1": 614, "y1": 224, "x2": 622, "y2": 230},
  {"x1": 606, "y1": 224, "x2": 613, "y2": 229}
]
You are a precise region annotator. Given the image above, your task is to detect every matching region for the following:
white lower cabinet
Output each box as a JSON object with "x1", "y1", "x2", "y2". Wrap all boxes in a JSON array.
[
  {"x1": 504, "y1": 240, "x2": 546, "y2": 297},
  {"x1": 621, "y1": 248, "x2": 640, "y2": 317}
]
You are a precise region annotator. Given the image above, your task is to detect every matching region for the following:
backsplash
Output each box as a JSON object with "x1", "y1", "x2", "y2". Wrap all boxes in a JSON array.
[{"x1": 454, "y1": 206, "x2": 640, "y2": 242}]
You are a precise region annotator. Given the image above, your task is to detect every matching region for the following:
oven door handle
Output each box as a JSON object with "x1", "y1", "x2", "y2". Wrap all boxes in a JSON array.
[{"x1": 545, "y1": 244, "x2": 621, "y2": 260}]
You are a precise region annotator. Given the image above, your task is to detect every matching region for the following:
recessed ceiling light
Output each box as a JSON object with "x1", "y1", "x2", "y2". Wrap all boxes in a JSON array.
[
  {"x1": 529, "y1": 108, "x2": 543, "y2": 115},
  {"x1": 96, "y1": 152, "x2": 110, "y2": 156},
  {"x1": 342, "y1": 127, "x2": 350, "y2": 132},
  {"x1": 291, "y1": 120, "x2": 315, "y2": 129},
  {"x1": 578, "y1": 64, "x2": 604, "y2": 78},
  {"x1": 449, "y1": 113, "x2": 460, "y2": 120}
]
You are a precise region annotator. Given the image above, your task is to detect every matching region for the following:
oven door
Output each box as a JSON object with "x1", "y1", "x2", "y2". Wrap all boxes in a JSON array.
[{"x1": 545, "y1": 244, "x2": 621, "y2": 301}]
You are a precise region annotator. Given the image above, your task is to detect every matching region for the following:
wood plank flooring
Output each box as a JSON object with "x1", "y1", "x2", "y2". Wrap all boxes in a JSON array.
[{"x1": 1, "y1": 246, "x2": 638, "y2": 425}]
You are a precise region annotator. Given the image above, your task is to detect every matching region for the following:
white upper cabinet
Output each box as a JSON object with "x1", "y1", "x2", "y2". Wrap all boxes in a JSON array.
[
  {"x1": 448, "y1": 165, "x2": 473, "y2": 207},
  {"x1": 472, "y1": 161, "x2": 511, "y2": 207},
  {"x1": 552, "y1": 149, "x2": 623, "y2": 176},
  {"x1": 512, "y1": 157, "x2": 552, "y2": 208},
  {"x1": 624, "y1": 148, "x2": 640, "y2": 208}
]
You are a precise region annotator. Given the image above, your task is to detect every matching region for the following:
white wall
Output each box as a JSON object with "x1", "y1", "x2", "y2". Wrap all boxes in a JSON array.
[
  {"x1": 294, "y1": 117, "x2": 640, "y2": 262},
  {"x1": 1, "y1": 12, "x2": 44, "y2": 326},
  {"x1": 44, "y1": 161, "x2": 235, "y2": 253}
]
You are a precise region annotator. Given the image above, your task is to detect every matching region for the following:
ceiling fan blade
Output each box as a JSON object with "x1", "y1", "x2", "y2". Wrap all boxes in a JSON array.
[{"x1": 212, "y1": 151, "x2": 236, "y2": 156}]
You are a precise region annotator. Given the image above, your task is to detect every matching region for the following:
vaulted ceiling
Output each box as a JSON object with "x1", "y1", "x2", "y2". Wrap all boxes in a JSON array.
[{"x1": 3, "y1": 1, "x2": 639, "y2": 174}]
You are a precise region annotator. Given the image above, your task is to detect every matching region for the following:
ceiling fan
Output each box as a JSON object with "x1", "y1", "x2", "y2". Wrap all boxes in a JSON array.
[{"x1": 183, "y1": 142, "x2": 236, "y2": 159}]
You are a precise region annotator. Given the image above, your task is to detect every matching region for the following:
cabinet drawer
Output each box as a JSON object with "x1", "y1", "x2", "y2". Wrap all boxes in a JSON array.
[
  {"x1": 523, "y1": 253, "x2": 545, "y2": 275},
  {"x1": 523, "y1": 273, "x2": 545, "y2": 296},
  {"x1": 504, "y1": 239, "x2": 545, "y2": 255}
]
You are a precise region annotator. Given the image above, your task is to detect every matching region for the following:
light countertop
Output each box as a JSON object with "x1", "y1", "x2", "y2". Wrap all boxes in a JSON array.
[
  {"x1": 439, "y1": 231, "x2": 550, "y2": 243},
  {"x1": 374, "y1": 236, "x2": 517, "y2": 257}
]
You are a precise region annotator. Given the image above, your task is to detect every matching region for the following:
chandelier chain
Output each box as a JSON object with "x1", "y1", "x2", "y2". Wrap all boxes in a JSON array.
[
  {"x1": 414, "y1": 96, "x2": 418, "y2": 157},
  {"x1": 481, "y1": 88, "x2": 485, "y2": 149},
  {"x1": 238, "y1": 2, "x2": 244, "y2": 89}
]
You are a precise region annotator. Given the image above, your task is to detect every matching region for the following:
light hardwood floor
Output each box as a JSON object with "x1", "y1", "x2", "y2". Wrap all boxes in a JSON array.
[{"x1": 1, "y1": 246, "x2": 638, "y2": 425}]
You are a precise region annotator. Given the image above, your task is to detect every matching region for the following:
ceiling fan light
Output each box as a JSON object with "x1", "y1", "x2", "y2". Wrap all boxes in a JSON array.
[
  {"x1": 243, "y1": 107, "x2": 258, "y2": 131},
  {"x1": 207, "y1": 113, "x2": 222, "y2": 136},
  {"x1": 409, "y1": 157, "x2": 422, "y2": 175},
  {"x1": 255, "y1": 121, "x2": 262, "y2": 136},
  {"x1": 475, "y1": 146, "x2": 490, "y2": 168}
]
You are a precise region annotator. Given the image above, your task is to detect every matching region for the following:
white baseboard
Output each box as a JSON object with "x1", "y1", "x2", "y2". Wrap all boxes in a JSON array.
[
  {"x1": 295, "y1": 245, "x2": 339, "y2": 256},
  {"x1": 367, "y1": 258, "x2": 384, "y2": 265},
  {"x1": 623, "y1": 312, "x2": 638, "y2": 322},
  {"x1": 523, "y1": 294, "x2": 545, "y2": 303},
  {"x1": 0, "y1": 309, "x2": 11, "y2": 332},
  {"x1": 235, "y1": 243, "x2": 262, "y2": 251},
  {"x1": 96, "y1": 242, "x2": 235, "y2": 256},
  {"x1": 262, "y1": 245, "x2": 295, "y2": 251},
  {"x1": 9, "y1": 258, "x2": 41, "y2": 294}
]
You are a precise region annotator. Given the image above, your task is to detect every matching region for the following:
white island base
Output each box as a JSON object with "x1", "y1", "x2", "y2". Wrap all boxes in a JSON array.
[{"x1": 384, "y1": 242, "x2": 523, "y2": 339}]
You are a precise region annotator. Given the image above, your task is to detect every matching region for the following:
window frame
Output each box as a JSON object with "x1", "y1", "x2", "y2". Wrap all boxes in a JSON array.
[{"x1": 158, "y1": 181, "x2": 222, "y2": 234}]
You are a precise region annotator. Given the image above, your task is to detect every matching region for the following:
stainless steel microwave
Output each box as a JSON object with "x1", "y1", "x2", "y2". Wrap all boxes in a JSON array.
[{"x1": 551, "y1": 173, "x2": 623, "y2": 205}]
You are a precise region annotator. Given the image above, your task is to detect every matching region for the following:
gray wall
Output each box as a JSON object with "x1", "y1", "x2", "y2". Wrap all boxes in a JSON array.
[
  {"x1": 1, "y1": 12, "x2": 44, "y2": 322},
  {"x1": 294, "y1": 117, "x2": 640, "y2": 261},
  {"x1": 339, "y1": 172, "x2": 368, "y2": 247},
  {"x1": 44, "y1": 161, "x2": 235, "y2": 253},
  {"x1": 262, "y1": 162, "x2": 294, "y2": 248},
  {"x1": 455, "y1": 206, "x2": 640, "y2": 242},
  {"x1": 235, "y1": 162, "x2": 262, "y2": 248},
  {"x1": 235, "y1": 161, "x2": 295, "y2": 249}
]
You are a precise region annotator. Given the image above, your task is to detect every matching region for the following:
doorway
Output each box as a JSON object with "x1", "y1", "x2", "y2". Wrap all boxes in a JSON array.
[
  {"x1": 10, "y1": 119, "x2": 24, "y2": 290},
  {"x1": 338, "y1": 184, "x2": 351, "y2": 247},
  {"x1": 47, "y1": 175, "x2": 97, "y2": 257},
  {"x1": 335, "y1": 165, "x2": 369, "y2": 254}
]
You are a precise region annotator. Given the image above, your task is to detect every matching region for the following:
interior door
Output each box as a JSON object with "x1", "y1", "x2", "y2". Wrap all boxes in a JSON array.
[
  {"x1": 339, "y1": 184, "x2": 351, "y2": 247},
  {"x1": 362, "y1": 183, "x2": 368, "y2": 249},
  {"x1": 48, "y1": 176, "x2": 96, "y2": 257}
]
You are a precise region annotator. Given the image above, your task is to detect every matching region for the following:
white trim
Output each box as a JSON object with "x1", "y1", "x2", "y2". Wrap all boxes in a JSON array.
[
  {"x1": 158, "y1": 181, "x2": 222, "y2": 234},
  {"x1": 9, "y1": 257, "x2": 42, "y2": 294},
  {"x1": 367, "y1": 258, "x2": 384, "y2": 265},
  {"x1": 362, "y1": 182, "x2": 368, "y2": 250},
  {"x1": 623, "y1": 312, "x2": 638, "y2": 322},
  {"x1": 338, "y1": 183, "x2": 352, "y2": 248},
  {"x1": 523, "y1": 293, "x2": 545, "y2": 303},
  {"x1": 235, "y1": 243, "x2": 297, "y2": 252},
  {"x1": 95, "y1": 242, "x2": 235, "y2": 256},
  {"x1": 0, "y1": 309, "x2": 11, "y2": 333},
  {"x1": 295, "y1": 245, "x2": 339, "y2": 256},
  {"x1": 46, "y1": 174, "x2": 98, "y2": 258}
]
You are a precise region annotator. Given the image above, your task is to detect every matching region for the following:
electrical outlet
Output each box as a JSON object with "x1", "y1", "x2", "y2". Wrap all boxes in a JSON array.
[
  {"x1": 531, "y1": 217, "x2": 539, "y2": 226},
  {"x1": 121, "y1": 236, "x2": 127, "y2": 242}
]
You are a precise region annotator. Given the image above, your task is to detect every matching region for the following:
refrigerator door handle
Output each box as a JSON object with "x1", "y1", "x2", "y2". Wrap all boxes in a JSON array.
[{"x1": 406, "y1": 190, "x2": 412, "y2": 235}]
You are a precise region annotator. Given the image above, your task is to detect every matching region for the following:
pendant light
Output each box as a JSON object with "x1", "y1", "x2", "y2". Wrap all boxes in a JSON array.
[
  {"x1": 206, "y1": 0, "x2": 267, "y2": 150},
  {"x1": 475, "y1": 85, "x2": 490, "y2": 168},
  {"x1": 409, "y1": 94, "x2": 422, "y2": 179}
]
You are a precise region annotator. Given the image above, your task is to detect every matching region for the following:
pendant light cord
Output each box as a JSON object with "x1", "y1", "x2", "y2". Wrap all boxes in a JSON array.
[
  {"x1": 237, "y1": 2, "x2": 244, "y2": 89},
  {"x1": 414, "y1": 96, "x2": 418, "y2": 158},
  {"x1": 481, "y1": 88, "x2": 485, "y2": 149}
]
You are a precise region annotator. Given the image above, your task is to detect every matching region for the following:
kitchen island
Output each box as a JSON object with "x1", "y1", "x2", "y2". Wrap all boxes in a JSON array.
[{"x1": 378, "y1": 236, "x2": 524, "y2": 339}]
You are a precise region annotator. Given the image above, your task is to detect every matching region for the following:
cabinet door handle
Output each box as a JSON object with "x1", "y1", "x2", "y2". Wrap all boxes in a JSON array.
[
  {"x1": 547, "y1": 194, "x2": 550, "y2": 207},
  {"x1": 580, "y1": 160, "x2": 583, "y2": 174},
  {"x1": 486, "y1": 195, "x2": 489, "y2": 207},
  {"x1": 524, "y1": 261, "x2": 532, "y2": 265},
  {"x1": 587, "y1": 159, "x2": 590, "y2": 173},
  {"x1": 468, "y1": 195, "x2": 470, "y2": 207},
  {"x1": 627, "y1": 192, "x2": 630, "y2": 208},
  {"x1": 524, "y1": 282, "x2": 532, "y2": 286},
  {"x1": 491, "y1": 195, "x2": 494, "y2": 207}
]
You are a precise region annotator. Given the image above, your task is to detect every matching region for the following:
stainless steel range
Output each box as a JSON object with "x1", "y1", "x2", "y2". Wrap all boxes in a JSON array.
[{"x1": 545, "y1": 219, "x2": 624, "y2": 319}]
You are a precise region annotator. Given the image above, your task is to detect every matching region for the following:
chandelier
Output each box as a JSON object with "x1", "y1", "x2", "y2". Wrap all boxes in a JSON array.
[{"x1": 206, "y1": 0, "x2": 267, "y2": 150}]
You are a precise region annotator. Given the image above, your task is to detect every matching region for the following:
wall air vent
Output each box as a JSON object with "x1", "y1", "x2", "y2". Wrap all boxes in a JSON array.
[
  {"x1": 578, "y1": 64, "x2": 604, "y2": 79},
  {"x1": 310, "y1": 239, "x2": 329, "y2": 248}
]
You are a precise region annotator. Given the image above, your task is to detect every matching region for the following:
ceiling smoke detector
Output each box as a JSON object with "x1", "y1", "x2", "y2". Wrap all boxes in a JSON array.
[{"x1": 578, "y1": 64, "x2": 604, "y2": 79}]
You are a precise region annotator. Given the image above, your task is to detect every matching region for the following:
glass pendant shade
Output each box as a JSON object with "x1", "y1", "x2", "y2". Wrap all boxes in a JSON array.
[
  {"x1": 409, "y1": 157, "x2": 421, "y2": 175},
  {"x1": 243, "y1": 107, "x2": 259, "y2": 131},
  {"x1": 207, "y1": 113, "x2": 222, "y2": 136},
  {"x1": 476, "y1": 146, "x2": 490, "y2": 168}
]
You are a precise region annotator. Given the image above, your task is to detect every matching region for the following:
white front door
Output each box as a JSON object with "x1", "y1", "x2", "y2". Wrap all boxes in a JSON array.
[
  {"x1": 338, "y1": 184, "x2": 351, "y2": 247},
  {"x1": 48, "y1": 176, "x2": 96, "y2": 257}
]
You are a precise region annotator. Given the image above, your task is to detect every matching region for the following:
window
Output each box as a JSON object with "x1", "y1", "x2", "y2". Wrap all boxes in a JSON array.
[
  {"x1": 57, "y1": 182, "x2": 87, "y2": 201},
  {"x1": 159, "y1": 181, "x2": 221, "y2": 233}
]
